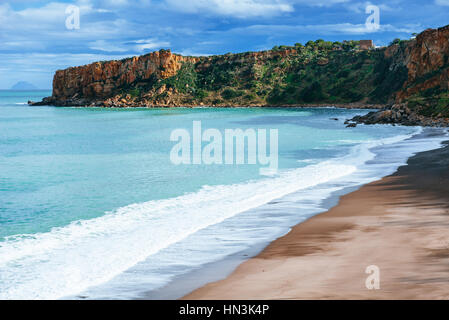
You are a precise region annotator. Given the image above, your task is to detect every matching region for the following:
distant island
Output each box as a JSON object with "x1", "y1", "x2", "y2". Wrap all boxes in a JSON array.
[
  {"x1": 11, "y1": 81, "x2": 38, "y2": 91},
  {"x1": 31, "y1": 24, "x2": 449, "y2": 127}
]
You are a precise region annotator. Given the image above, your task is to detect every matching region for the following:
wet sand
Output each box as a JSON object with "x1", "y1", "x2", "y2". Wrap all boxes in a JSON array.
[{"x1": 184, "y1": 142, "x2": 449, "y2": 300}]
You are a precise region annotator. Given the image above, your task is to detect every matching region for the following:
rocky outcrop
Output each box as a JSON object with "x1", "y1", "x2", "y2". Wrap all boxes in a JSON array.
[
  {"x1": 350, "y1": 104, "x2": 449, "y2": 127},
  {"x1": 396, "y1": 25, "x2": 449, "y2": 102},
  {"x1": 46, "y1": 49, "x2": 199, "y2": 105},
  {"x1": 349, "y1": 25, "x2": 449, "y2": 127},
  {"x1": 33, "y1": 47, "x2": 311, "y2": 107},
  {"x1": 34, "y1": 47, "x2": 305, "y2": 107},
  {"x1": 31, "y1": 25, "x2": 449, "y2": 127}
]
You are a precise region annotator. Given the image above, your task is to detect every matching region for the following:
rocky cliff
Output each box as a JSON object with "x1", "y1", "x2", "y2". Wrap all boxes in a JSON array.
[
  {"x1": 42, "y1": 49, "x2": 199, "y2": 106},
  {"x1": 38, "y1": 47, "x2": 309, "y2": 107},
  {"x1": 350, "y1": 25, "x2": 449, "y2": 126},
  {"x1": 33, "y1": 25, "x2": 449, "y2": 126},
  {"x1": 397, "y1": 25, "x2": 449, "y2": 103}
]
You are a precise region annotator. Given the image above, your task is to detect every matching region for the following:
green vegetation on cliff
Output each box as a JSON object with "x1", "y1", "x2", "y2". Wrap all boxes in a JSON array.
[
  {"x1": 407, "y1": 91, "x2": 449, "y2": 118},
  {"x1": 141, "y1": 40, "x2": 408, "y2": 107},
  {"x1": 42, "y1": 25, "x2": 449, "y2": 122}
]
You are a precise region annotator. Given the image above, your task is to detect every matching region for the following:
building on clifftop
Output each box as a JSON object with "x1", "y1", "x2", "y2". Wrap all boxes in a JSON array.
[{"x1": 359, "y1": 40, "x2": 374, "y2": 50}]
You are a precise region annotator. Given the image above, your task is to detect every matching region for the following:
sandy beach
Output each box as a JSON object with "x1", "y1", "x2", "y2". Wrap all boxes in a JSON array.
[{"x1": 185, "y1": 141, "x2": 449, "y2": 300}]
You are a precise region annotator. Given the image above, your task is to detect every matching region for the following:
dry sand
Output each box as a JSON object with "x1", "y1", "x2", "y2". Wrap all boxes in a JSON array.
[{"x1": 184, "y1": 142, "x2": 449, "y2": 300}]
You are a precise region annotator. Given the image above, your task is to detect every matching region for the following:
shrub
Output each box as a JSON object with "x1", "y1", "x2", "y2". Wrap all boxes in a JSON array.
[
  {"x1": 196, "y1": 89, "x2": 209, "y2": 100},
  {"x1": 300, "y1": 82, "x2": 325, "y2": 102},
  {"x1": 129, "y1": 87, "x2": 140, "y2": 97},
  {"x1": 221, "y1": 88, "x2": 243, "y2": 100}
]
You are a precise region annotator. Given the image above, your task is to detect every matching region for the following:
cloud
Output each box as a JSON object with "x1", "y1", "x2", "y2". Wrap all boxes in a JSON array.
[
  {"x1": 345, "y1": 1, "x2": 396, "y2": 13},
  {"x1": 132, "y1": 39, "x2": 171, "y2": 51},
  {"x1": 229, "y1": 22, "x2": 422, "y2": 36},
  {"x1": 3, "y1": 1, "x2": 94, "y2": 25},
  {"x1": 103, "y1": 0, "x2": 129, "y2": 5},
  {"x1": 175, "y1": 49, "x2": 213, "y2": 56},
  {"x1": 164, "y1": 0, "x2": 351, "y2": 17},
  {"x1": 98, "y1": 0, "x2": 152, "y2": 6},
  {"x1": 0, "y1": 1, "x2": 98, "y2": 38},
  {"x1": 0, "y1": 52, "x2": 133, "y2": 88},
  {"x1": 0, "y1": 1, "x2": 171, "y2": 54},
  {"x1": 88, "y1": 40, "x2": 129, "y2": 52},
  {"x1": 164, "y1": 0, "x2": 294, "y2": 18},
  {"x1": 88, "y1": 39, "x2": 170, "y2": 52},
  {"x1": 0, "y1": 0, "x2": 446, "y2": 89},
  {"x1": 293, "y1": 0, "x2": 350, "y2": 7}
]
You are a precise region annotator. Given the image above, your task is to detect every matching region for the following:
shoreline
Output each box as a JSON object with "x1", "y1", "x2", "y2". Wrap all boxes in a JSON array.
[
  {"x1": 140, "y1": 182, "x2": 364, "y2": 300},
  {"x1": 184, "y1": 140, "x2": 449, "y2": 300},
  {"x1": 28, "y1": 100, "x2": 384, "y2": 110},
  {"x1": 27, "y1": 100, "x2": 448, "y2": 127},
  {"x1": 27, "y1": 101, "x2": 449, "y2": 127}
]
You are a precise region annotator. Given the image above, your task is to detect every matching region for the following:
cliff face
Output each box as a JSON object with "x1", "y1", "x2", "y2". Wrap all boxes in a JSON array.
[
  {"x1": 35, "y1": 25, "x2": 449, "y2": 125},
  {"x1": 350, "y1": 25, "x2": 449, "y2": 126},
  {"x1": 396, "y1": 25, "x2": 449, "y2": 104},
  {"x1": 47, "y1": 48, "x2": 305, "y2": 107},
  {"x1": 51, "y1": 49, "x2": 199, "y2": 104},
  {"x1": 342, "y1": 26, "x2": 449, "y2": 111}
]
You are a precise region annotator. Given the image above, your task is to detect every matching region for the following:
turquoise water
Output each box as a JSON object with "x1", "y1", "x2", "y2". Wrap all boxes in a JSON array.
[{"x1": 0, "y1": 90, "x2": 446, "y2": 299}]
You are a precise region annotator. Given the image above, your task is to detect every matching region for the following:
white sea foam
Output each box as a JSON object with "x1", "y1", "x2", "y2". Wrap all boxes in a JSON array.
[
  {"x1": 0, "y1": 160, "x2": 359, "y2": 299},
  {"x1": 0, "y1": 126, "x2": 447, "y2": 300}
]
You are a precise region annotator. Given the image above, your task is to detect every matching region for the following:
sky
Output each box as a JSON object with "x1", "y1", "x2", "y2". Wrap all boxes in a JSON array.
[{"x1": 0, "y1": 0, "x2": 448, "y2": 89}]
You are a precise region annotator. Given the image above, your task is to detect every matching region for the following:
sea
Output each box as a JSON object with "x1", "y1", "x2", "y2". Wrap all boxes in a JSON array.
[{"x1": 0, "y1": 90, "x2": 447, "y2": 299}]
